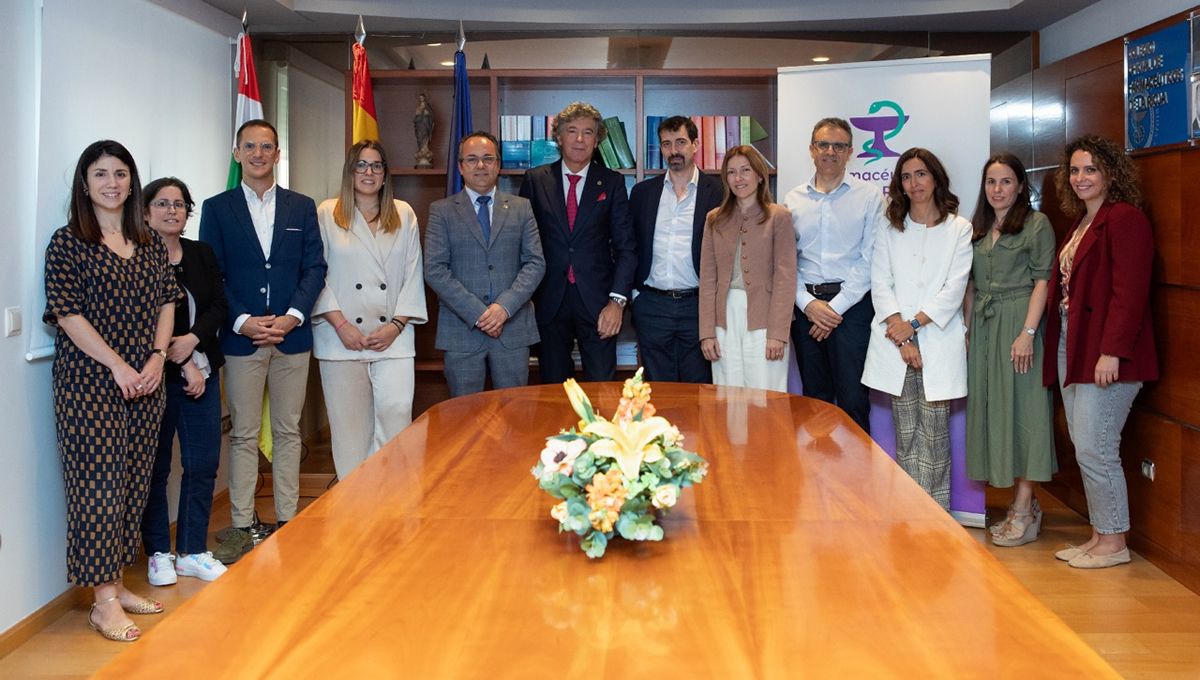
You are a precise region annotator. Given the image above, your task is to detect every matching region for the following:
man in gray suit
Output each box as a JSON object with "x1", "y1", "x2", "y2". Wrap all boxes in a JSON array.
[{"x1": 425, "y1": 131, "x2": 546, "y2": 396}]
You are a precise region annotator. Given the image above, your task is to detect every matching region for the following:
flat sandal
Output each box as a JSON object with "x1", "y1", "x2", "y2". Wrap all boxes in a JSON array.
[
  {"x1": 121, "y1": 594, "x2": 164, "y2": 615},
  {"x1": 88, "y1": 596, "x2": 140, "y2": 642}
]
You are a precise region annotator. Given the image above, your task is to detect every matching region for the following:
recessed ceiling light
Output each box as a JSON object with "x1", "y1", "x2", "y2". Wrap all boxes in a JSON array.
[
  {"x1": 439, "y1": 60, "x2": 455, "y2": 66},
  {"x1": 427, "y1": 42, "x2": 442, "y2": 47},
  {"x1": 812, "y1": 56, "x2": 831, "y2": 63}
]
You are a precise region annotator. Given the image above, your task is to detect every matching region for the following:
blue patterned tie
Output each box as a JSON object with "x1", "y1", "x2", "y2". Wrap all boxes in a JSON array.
[{"x1": 476, "y1": 195, "x2": 492, "y2": 244}]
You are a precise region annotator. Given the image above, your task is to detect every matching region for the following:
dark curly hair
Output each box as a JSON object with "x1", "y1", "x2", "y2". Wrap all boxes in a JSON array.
[
  {"x1": 1055, "y1": 134, "x2": 1141, "y2": 217},
  {"x1": 885, "y1": 147, "x2": 959, "y2": 231}
]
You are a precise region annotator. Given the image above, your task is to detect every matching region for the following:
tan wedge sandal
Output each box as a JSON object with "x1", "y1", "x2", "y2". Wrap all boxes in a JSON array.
[{"x1": 88, "y1": 596, "x2": 141, "y2": 642}]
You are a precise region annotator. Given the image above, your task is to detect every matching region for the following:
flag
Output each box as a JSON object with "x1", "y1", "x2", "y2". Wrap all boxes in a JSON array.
[
  {"x1": 227, "y1": 31, "x2": 263, "y2": 190},
  {"x1": 351, "y1": 42, "x2": 379, "y2": 143},
  {"x1": 227, "y1": 29, "x2": 274, "y2": 463},
  {"x1": 445, "y1": 26, "x2": 472, "y2": 196}
]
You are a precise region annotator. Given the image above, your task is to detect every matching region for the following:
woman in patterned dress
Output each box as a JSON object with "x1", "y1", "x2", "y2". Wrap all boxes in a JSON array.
[
  {"x1": 964, "y1": 153, "x2": 1057, "y2": 547},
  {"x1": 43, "y1": 140, "x2": 181, "y2": 641}
]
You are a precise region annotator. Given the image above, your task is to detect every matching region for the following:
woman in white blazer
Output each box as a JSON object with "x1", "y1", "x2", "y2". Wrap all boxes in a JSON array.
[
  {"x1": 313, "y1": 141, "x2": 428, "y2": 479},
  {"x1": 862, "y1": 148, "x2": 972, "y2": 510}
]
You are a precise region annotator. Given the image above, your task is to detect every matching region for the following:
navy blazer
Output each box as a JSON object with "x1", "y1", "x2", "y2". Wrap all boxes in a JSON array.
[
  {"x1": 164, "y1": 238, "x2": 227, "y2": 382},
  {"x1": 629, "y1": 171, "x2": 724, "y2": 289},
  {"x1": 199, "y1": 186, "x2": 327, "y2": 356},
  {"x1": 518, "y1": 160, "x2": 635, "y2": 325}
]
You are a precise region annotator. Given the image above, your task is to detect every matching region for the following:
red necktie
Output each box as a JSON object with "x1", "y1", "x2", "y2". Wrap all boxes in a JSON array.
[{"x1": 566, "y1": 173, "x2": 581, "y2": 283}]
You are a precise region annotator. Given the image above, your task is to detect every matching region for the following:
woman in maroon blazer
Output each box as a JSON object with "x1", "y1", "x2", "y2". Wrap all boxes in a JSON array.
[{"x1": 1044, "y1": 134, "x2": 1157, "y2": 569}]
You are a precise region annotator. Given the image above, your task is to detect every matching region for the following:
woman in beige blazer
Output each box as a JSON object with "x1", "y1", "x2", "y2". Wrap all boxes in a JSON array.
[
  {"x1": 313, "y1": 141, "x2": 428, "y2": 479},
  {"x1": 699, "y1": 146, "x2": 797, "y2": 391}
]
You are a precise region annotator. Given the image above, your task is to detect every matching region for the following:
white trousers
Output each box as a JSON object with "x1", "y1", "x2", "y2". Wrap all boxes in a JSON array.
[
  {"x1": 318, "y1": 357, "x2": 415, "y2": 480},
  {"x1": 712, "y1": 289, "x2": 789, "y2": 392}
]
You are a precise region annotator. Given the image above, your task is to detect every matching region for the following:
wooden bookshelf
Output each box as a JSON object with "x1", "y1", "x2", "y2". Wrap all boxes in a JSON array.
[{"x1": 345, "y1": 68, "x2": 778, "y2": 373}]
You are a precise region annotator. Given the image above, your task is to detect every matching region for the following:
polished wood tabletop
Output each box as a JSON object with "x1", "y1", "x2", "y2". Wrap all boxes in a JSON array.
[{"x1": 97, "y1": 383, "x2": 1117, "y2": 678}]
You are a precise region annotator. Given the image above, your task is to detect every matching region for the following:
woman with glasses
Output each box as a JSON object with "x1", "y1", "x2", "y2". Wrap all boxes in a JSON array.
[
  {"x1": 1045, "y1": 135, "x2": 1156, "y2": 569},
  {"x1": 313, "y1": 140, "x2": 427, "y2": 479},
  {"x1": 43, "y1": 140, "x2": 180, "y2": 641},
  {"x1": 862, "y1": 147, "x2": 972, "y2": 510},
  {"x1": 139, "y1": 178, "x2": 229, "y2": 585}
]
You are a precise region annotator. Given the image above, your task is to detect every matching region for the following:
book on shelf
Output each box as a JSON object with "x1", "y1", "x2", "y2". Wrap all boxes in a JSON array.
[
  {"x1": 701, "y1": 117, "x2": 716, "y2": 170},
  {"x1": 725, "y1": 115, "x2": 741, "y2": 154},
  {"x1": 713, "y1": 116, "x2": 727, "y2": 168},
  {"x1": 602, "y1": 116, "x2": 636, "y2": 169},
  {"x1": 500, "y1": 115, "x2": 531, "y2": 169},
  {"x1": 597, "y1": 135, "x2": 620, "y2": 169},
  {"x1": 645, "y1": 115, "x2": 663, "y2": 169}
]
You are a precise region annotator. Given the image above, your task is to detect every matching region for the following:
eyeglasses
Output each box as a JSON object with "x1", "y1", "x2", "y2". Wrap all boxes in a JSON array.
[
  {"x1": 813, "y1": 141, "x2": 852, "y2": 153},
  {"x1": 461, "y1": 155, "x2": 498, "y2": 167},
  {"x1": 239, "y1": 141, "x2": 277, "y2": 154},
  {"x1": 353, "y1": 160, "x2": 386, "y2": 174},
  {"x1": 150, "y1": 199, "x2": 188, "y2": 211}
]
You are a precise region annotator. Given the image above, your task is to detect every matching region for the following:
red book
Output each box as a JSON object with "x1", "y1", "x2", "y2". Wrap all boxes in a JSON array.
[
  {"x1": 702, "y1": 115, "x2": 716, "y2": 170},
  {"x1": 690, "y1": 115, "x2": 705, "y2": 169}
]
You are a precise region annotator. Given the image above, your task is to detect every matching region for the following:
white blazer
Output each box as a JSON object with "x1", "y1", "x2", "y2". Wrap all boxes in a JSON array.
[
  {"x1": 861, "y1": 213, "x2": 972, "y2": 401},
  {"x1": 312, "y1": 199, "x2": 428, "y2": 361}
]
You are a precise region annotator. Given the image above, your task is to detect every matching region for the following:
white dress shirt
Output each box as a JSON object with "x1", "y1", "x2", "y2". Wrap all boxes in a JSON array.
[
  {"x1": 464, "y1": 185, "x2": 497, "y2": 223},
  {"x1": 233, "y1": 181, "x2": 305, "y2": 334},
  {"x1": 646, "y1": 167, "x2": 700, "y2": 290},
  {"x1": 784, "y1": 174, "x2": 886, "y2": 315}
]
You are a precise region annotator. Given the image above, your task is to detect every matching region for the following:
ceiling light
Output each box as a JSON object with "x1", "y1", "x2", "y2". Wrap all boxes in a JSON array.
[
  {"x1": 812, "y1": 56, "x2": 831, "y2": 63},
  {"x1": 439, "y1": 60, "x2": 455, "y2": 66},
  {"x1": 427, "y1": 42, "x2": 442, "y2": 47}
]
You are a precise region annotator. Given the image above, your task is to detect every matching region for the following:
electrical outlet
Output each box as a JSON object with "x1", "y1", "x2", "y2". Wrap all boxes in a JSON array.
[
  {"x1": 4, "y1": 307, "x2": 20, "y2": 337},
  {"x1": 1141, "y1": 459, "x2": 1156, "y2": 481}
]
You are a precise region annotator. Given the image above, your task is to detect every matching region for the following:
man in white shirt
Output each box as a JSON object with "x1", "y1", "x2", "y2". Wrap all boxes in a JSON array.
[
  {"x1": 785, "y1": 117, "x2": 886, "y2": 433},
  {"x1": 200, "y1": 119, "x2": 326, "y2": 560},
  {"x1": 629, "y1": 116, "x2": 723, "y2": 382}
]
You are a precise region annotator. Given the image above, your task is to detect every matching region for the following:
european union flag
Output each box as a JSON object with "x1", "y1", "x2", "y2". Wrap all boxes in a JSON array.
[{"x1": 446, "y1": 48, "x2": 471, "y2": 196}]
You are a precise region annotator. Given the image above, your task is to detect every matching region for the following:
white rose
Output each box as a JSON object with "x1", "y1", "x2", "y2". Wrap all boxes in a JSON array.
[{"x1": 651, "y1": 484, "x2": 678, "y2": 509}]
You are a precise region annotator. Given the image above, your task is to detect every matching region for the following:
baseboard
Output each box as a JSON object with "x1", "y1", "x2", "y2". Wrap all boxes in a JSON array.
[{"x1": 0, "y1": 587, "x2": 87, "y2": 660}]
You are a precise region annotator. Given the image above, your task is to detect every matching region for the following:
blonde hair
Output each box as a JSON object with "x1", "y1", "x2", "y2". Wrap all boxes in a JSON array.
[{"x1": 333, "y1": 140, "x2": 401, "y2": 233}]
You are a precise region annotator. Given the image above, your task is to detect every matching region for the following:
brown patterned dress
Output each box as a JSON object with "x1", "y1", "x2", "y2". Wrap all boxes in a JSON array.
[{"x1": 43, "y1": 226, "x2": 181, "y2": 586}]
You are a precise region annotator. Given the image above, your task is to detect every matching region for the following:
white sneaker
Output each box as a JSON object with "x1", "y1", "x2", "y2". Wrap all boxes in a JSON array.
[
  {"x1": 175, "y1": 552, "x2": 228, "y2": 582},
  {"x1": 147, "y1": 552, "x2": 177, "y2": 586}
]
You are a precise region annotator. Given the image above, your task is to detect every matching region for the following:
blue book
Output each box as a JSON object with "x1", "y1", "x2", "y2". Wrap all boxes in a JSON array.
[{"x1": 646, "y1": 116, "x2": 662, "y2": 169}]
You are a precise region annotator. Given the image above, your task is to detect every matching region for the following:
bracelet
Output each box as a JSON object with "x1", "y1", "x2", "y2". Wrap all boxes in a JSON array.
[
  {"x1": 334, "y1": 318, "x2": 349, "y2": 331},
  {"x1": 390, "y1": 318, "x2": 406, "y2": 333}
]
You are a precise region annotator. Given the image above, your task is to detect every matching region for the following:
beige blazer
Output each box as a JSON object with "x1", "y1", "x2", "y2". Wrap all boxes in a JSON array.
[
  {"x1": 312, "y1": 199, "x2": 428, "y2": 361},
  {"x1": 699, "y1": 203, "x2": 797, "y2": 342}
]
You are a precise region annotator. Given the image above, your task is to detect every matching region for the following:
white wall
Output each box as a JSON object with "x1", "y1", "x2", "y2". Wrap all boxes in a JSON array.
[
  {"x1": 1040, "y1": 0, "x2": 1197, "y2": 65},
  {"x1": 284, "y1": 47, "x2": 346, "y2": 202},
  {"x1": 0, "y1": 0, "x2": 237, "y2": 636}
]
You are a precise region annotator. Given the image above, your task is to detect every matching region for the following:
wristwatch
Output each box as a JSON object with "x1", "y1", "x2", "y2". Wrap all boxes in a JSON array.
[
  {"x1": 909, "y1": 318, "x2": 921, "y2": 331},
  {"x1": 609, "y1": 295, "x2": 627, "y2": 309},
  {"x1": 1023, "y1": 326, "x2": 1036, "y2": 336}
]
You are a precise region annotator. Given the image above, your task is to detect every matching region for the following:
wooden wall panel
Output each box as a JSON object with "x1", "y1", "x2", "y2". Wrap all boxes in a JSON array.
[
  {"x1": 1140, "y1": 288, "x2": 1200, "y2": 423},
  {"x1": 1064, "y1": 61, "x2": 1124, "y2": 143},
  {"x1": 1123, "y1": 412, "x2": 1183, "y2": 556},
  {"x1": 1031, "y1": 59, "x2": 1066, "y2": 168}
]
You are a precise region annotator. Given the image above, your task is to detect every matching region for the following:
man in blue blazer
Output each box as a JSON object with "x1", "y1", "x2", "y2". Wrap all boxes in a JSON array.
[
  {"x1": 199, "y1": 119, "x2": 326, "y2": 559},
  {"x1": 519, "y1": 102, "x2": 635, "y2": 383},
  {"x1": 425, "y1": 132, "x2": 545, "y2": 396},
  {"x1": 629, "y1": 116, "x2": 724, "y2": 383}
]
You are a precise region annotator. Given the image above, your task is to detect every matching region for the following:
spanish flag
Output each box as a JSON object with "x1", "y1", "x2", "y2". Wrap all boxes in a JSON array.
[{"x1": 351, "y1": 42, "x2": 379, "y2": 143}]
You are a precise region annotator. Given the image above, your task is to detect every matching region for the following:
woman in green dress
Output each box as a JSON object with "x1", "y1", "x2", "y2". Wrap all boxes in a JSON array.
[{"x1": 964, "y1": 153, "x2": 1056, "y2": 547}]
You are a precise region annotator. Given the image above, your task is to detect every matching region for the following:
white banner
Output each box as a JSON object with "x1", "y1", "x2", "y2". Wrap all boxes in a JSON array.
[{"x1": 777, "y1": 54, "x2": 992, "y2": 525}]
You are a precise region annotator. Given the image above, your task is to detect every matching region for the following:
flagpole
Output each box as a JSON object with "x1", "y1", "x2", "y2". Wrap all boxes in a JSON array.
[{"x1": 446, "y1": 20, "x2": 472, "y2": 196}]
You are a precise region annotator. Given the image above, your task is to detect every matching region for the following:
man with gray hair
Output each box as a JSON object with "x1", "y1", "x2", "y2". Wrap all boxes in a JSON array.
[
  {"x1": 519, "y1": 102, "x2": 635, "y2": 383},
  {"x1": 785, "y1": 117, "x2": 886, "y2": 433}
]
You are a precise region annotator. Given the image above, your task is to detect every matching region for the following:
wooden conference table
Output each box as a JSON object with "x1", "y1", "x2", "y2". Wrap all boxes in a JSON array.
[{"x1": 97, "y1": 383, "x2": 1116, "y2": 678}]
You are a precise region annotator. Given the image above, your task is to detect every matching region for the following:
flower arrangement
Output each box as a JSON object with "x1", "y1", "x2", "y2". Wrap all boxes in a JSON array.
[{"x1": 532, "y1": 369, "x2": 708, "y2": 558}]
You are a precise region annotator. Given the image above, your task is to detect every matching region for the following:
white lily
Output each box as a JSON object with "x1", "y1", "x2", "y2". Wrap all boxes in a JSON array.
[{"x1": 584, "y1": 416, "x2": 672, "y2": 480}]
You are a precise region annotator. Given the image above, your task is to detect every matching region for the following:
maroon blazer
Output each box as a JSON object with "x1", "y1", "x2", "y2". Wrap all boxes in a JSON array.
[{"x1": 1043, "y1": 201, "x2": 1158, "y2": 388}]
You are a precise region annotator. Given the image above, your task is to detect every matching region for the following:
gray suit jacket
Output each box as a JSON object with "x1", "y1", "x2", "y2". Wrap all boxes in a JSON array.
[{"x1": 424, "y1": 190, "x2": 546, "y2": 352}]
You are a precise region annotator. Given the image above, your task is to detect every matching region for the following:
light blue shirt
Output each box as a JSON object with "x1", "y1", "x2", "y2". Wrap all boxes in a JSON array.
[{"x1": 784, "y1": 173, "x2": 886, "y2": 315}]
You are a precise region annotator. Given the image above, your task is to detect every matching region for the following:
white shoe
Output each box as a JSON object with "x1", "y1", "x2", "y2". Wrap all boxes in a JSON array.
[
  {"x1": 175, "y1": 552, "x2": 228, "y2": 582},
  {"x1": 147, "y1": 552, "x2": 177, "y2": 586}
]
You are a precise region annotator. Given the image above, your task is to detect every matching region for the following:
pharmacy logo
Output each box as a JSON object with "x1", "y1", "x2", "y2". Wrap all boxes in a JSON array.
[{"x1": 850, "y1": 101, "x2": 909, "y2": 165}]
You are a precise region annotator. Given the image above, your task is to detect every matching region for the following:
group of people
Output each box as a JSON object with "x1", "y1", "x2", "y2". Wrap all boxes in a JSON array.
[{"x1": 46, "y1": 101, "x2": 1154, "y2": 643}]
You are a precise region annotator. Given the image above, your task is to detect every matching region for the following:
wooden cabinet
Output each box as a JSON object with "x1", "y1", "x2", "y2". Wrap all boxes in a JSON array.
[{"x1": 346, "y1": 68, "x2": 777, "y2": 377}]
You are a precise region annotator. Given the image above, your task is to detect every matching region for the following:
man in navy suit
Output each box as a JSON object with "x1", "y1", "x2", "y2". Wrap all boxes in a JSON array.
[
  {"x1": 200, "y1": 119, "x2": 326, "y2": 559},
  {"x1": 629, "y1": 116, "x2": 723, "y2": 383},
  {"x1": 519, "y1": 102, "x2": 635, "y2": 383}
]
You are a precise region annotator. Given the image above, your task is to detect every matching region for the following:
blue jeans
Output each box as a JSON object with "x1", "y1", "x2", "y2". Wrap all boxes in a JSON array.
[
  {"x1": 1057, "y1": 314, "x2": 1140, "y2": 534},
  {"x1": 790, "y1": 296, "x2": 873, "y2": 433},
  {"x1": 141, "y1": 373, "x2": 222, "y2": 555}
]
